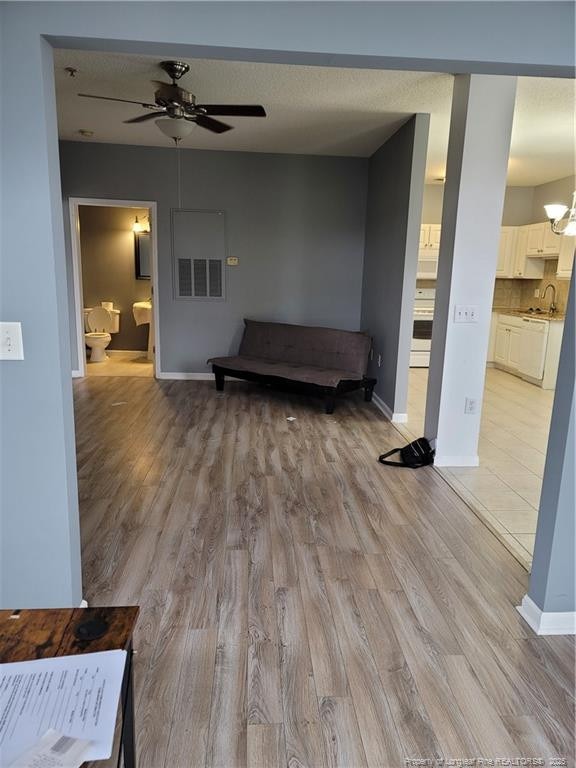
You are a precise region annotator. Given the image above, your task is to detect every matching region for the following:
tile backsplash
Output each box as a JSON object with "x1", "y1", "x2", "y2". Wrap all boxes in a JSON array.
[
  {"x1": 493, "y1": 261, "x2": 569, "y2": 314},
  {"x1": 519, "y1": 261, "x2": 569, "y2": 313},
  {"x1": 492, "y1": 279, "x2": 523, "y2": 309},
  {"x1": 418, "y1": 262, "x2": 569, "y2": 315}
]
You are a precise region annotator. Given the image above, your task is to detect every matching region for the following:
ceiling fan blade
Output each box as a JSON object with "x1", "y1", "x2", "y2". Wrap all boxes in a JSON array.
[
  {"x1": 78, "y1": 93, "x2": 158, "y2": 109},
  {"x1": 124, "y1": 111, "x2": 167, "y2": 124},
  {"x1": 197, "y1": 105, "x2": 266, "y2": 117},
  {"x1": 195, "y1": 114, "x2": 233, "y2": 134}
]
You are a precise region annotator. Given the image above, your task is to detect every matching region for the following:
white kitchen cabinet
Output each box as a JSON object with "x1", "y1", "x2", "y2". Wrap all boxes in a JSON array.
[
  {"x1": 512, "y1": 228, "x2": 545, "y2": 279},
  {"x1": 526, "y1": 224, "x2": 545, "y2": 256},
  {"x1": 496, "y1": 227, "x2": 517, "y2": 278},
  {"x1": 508, "y1": 327, "x2": 522, "y2": 369},
  {"x1": 417, "y1": 224, "x2": 441, "y2": 279},
  {"x1": 526, "y1": 222, "x2": 561, "y2": 257},
  {"x1": 543, "y1": 224, "x2": 562, "y2": 255},
  {"x1": 428, "y1": 225, "x2": 441, "y2": 253},
  {"x1": 494, "y1": 324, "x2": 510, "y2": 366},
  {"x1": 557, "y1": 236, "x2": 575, "y2": 279},
  {"x1": 419, "y1": 225, "x2": 441, "y2": 256},
  {"x1": 494, "y1": 315, "x2": 524, "y2": 371}
]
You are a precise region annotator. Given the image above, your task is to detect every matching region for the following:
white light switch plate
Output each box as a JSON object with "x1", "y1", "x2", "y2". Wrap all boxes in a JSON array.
[
  {"x1": 0, "y1": 322, "x2": 24, "y2": 360},
  {"x1": 454, "y1": 305, "x2": 479, "y2": 323}
]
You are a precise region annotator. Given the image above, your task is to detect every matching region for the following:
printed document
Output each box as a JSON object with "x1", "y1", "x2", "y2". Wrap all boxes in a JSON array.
[{"x1": 0, "y1": 650, "x2": 126, "y2": 766}]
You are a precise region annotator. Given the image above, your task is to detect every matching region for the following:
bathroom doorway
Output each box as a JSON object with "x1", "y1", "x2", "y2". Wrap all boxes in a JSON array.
[{"x1": 69, "y1": 198, "x2": 159, "y2": 378}]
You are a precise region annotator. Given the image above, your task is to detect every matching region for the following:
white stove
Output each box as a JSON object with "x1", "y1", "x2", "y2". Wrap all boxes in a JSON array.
[{"x1": 411, "y1": 288, "x2": 435, "y2": 367}]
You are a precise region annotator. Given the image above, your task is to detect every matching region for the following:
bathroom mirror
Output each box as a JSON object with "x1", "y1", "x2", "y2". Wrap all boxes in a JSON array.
[{"x1": 134, "y1": 233, "x2": 152, "y2": 280}]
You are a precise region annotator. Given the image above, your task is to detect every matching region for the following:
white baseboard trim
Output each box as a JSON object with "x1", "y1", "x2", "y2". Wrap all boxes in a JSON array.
[
  {"x1": 157, "y1": 372, "x2": 213, "y2": 380},
  {"x1": 72, "y1": 370, "x2": 82, "y2": 378},
  {"x1": 372, "y1": 393, "x2": 408, "y2": 423},
  {"x1": 517, "y1": 594, "x2": 576, "y2": 635},
  {"x1": 434, "y1": 454, "x2": 479, "y2": 467}
]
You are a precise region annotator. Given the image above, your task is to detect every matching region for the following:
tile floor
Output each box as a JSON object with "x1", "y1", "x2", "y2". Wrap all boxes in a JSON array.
[
  {"x1": 397, "y1": 367, "x2": 554, "y2": 570},
  {"x1": 86, "y1": 351, "x2": 154, "y2": 377}
]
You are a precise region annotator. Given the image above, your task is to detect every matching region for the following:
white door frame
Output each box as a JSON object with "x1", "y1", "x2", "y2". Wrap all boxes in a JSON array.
[{"x1": 68, "y1": 197, "x2": 160, "y2": 378}]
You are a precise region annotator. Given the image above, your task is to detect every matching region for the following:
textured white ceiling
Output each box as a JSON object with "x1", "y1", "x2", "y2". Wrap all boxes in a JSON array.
[{"x1": 54, "y1": 50, "x2": 575, "y2": 186}]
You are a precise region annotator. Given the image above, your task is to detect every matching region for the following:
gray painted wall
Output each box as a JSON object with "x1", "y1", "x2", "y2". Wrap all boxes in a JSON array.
[
  {"x1": 422, "y1": 176, "x2": 575, "y2": 226},
  {"x1": 60, "y1": 142, "x2": 368, "y2": 373},
  {"x1": 361, "y1": 115, "x2": 430, "y2": 413},
  {"x1": 1, "y1": 1, "x2": 573, "y2": 608},
  {"x1": 79, "y1": 206, "x2": 151, "y2": 352},
  {"x1": 1, "y1": 35, "x2": 82, "y2": 608},
  {"x1": 531, "y1": 174, "x2": 576, "y2": 223},
  {"x1": 529, "y1": 271, "x2": 575, "y2": 613}
]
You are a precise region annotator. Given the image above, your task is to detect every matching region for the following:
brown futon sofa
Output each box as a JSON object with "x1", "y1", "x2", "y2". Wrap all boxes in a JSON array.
[{"x1": 208, "y1": 319, "x2": 376, "y2": 413}]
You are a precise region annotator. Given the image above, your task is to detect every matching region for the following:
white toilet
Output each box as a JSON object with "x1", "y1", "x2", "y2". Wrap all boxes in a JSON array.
[{"x1": 84, "y1": 307, "x2": 120, "y2": 362}]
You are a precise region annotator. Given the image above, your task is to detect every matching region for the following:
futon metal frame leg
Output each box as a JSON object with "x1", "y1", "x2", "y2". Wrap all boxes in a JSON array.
[
  {"x1": 325, "y1": 391, "x2": 337, "y2": 414},
  {"x1": 214, "y1": 367, "x2": 225, "y2": 392},
  {"x1": 118, "y1": 643, "x2": 136, "y2": 768}
]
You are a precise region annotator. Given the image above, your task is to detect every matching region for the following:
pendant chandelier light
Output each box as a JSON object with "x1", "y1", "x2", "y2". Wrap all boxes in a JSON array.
[{"x1": 544, "y1": 191, "x2": 576, "y2": 237}]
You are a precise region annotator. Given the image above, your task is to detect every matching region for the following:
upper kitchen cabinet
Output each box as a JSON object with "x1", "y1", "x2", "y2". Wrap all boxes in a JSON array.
[
  {"x1": 511, "y1": 227, "x2": 545, "y2": 279},
  {"x1": 556, "y1": 235, "x2": 575, "y2": 279},
  {"x1": 419, "y1": 225, "x2": 441, "y2": 257},
  {"x1": 417, "y1": 224, "x2": 441, "y2": 279},
  {"x1": 496, "y1": 226, "x2": 517, "y2": 278},
  {"x1": 525, "y1": 222, "x2": 562, "y2": 256}
]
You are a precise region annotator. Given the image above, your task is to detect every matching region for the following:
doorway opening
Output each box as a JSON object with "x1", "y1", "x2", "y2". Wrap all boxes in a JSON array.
[
  {"x1": 402, "y1": 178, "x2": 573, "y2": 571},
  {"x1": 69, "y1": 198, "x2": 159, "y2": 378}
]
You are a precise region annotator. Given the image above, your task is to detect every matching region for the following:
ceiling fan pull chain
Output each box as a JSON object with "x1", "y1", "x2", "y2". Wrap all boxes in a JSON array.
[{"x1": 177, "y1": 144, "x2": 182, "y2": 209}]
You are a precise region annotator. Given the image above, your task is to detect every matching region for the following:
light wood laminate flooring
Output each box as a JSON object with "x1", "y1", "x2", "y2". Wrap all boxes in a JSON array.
[{"x1": 75, "y1": 377, "x2": 574, "y2": 768}]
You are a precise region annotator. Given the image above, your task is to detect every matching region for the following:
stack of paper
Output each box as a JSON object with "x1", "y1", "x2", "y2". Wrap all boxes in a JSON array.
[{"x1": 0, "y1": 650, "x2": 127, "y2": 767}]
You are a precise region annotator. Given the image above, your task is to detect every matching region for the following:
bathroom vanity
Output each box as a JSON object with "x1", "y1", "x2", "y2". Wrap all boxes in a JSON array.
[{"x1": 132, "y1": 301, "x2": 154, "y2": 361}]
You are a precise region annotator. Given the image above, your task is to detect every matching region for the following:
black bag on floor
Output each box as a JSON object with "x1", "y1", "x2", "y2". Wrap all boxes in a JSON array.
[{"x1": 378, "y1": 437, "x2": 435, "y2": 468}]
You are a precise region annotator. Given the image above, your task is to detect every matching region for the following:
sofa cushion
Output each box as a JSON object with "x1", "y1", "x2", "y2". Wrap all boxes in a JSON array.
[
  {"x1": 208, "y1": 355, "x2": 362, "y2": 388},
  {"x1": 238, "y1": 319, "x2": 371, "y2": 377}
]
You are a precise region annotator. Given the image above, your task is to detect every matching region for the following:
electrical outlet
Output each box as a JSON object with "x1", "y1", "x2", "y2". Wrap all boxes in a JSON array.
[
  {"x1": 534, "y1": 289, "x2": 540, "y2": 298},
  {"x1": 0, "y1": 322, "x2": 24, "y2": 360},
  {"x1": 226, "y1": 256, "x2": 239, "y2": 266},
  {"x1": 464, "y1": 397, "x2": 477, "y2": 414},
  {"x1": 377, "y1": 353, "x2": 382, "y2": 367}
]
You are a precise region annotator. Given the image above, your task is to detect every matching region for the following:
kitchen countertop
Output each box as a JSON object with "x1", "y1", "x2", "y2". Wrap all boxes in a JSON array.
[{"x1": 492, "y1": 307, "x2": 566, "y2": 321}]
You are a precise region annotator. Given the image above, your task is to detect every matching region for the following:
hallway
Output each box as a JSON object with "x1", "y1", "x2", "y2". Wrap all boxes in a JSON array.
[{"x1": 75, "y1": 377, "x2": 573, "y2": 768}]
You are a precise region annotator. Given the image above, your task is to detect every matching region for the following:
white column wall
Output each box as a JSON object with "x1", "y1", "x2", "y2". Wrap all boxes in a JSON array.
[{"x1": 425, "y1": 74, "x2": 517, "y2": 466}]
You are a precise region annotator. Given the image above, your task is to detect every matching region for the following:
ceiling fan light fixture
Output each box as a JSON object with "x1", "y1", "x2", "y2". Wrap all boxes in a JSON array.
[{"x1": 155, "y1": 117, "x2": 195, "y2": 141}]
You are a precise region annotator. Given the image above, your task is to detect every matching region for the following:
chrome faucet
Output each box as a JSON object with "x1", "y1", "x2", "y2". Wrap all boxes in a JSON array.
[{"x1": 542, "y1": 283, "x2": 557, "y2": 314}]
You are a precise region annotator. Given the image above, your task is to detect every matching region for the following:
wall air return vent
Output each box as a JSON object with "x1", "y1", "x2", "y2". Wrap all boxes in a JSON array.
[{"x1": 172, "y1": 209, "x2": 227, "y2": 300}]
